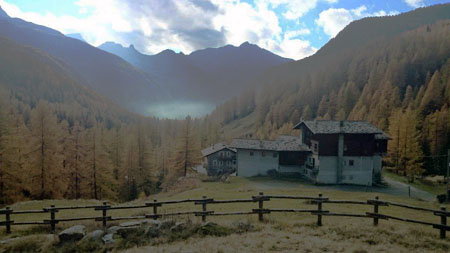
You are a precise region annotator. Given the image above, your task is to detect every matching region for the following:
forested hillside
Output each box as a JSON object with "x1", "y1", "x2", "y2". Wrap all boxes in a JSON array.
[
  {"x1": 210, "y1": 4, "x2": 450, "y2": 179},
  {"x1": 0, "y1": 7, "x2": 165, "y2": 114},
  {"x1": 0, "y1": 37, "x2": 220, "y2": 204}
]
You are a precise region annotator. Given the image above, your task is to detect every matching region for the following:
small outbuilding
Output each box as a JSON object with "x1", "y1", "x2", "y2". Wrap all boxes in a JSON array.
[{"x1": 201, "y1": 143, "x2": 237, "y2": 176}]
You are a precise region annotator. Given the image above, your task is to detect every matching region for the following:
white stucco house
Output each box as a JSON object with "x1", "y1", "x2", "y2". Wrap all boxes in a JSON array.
[
  {"x1": 229, "y1": 120, "x2": 390, "y2": 186},
  {"x1": 230, "y1": 136, "x2": 312, "y2": 177}
]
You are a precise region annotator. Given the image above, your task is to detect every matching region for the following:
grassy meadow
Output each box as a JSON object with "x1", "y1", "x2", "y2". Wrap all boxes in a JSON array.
[{"x1": 1, "y1": 176, "x2": 450, "y2": 252}]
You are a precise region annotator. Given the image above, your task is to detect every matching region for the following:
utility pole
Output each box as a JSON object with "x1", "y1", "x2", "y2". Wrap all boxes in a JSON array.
[{"x1": 446, "y1": 149, "x2": 449, "y2": 203}]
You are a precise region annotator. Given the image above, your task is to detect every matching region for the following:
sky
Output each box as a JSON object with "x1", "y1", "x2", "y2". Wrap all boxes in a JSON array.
[{"x1": 0, "y1": 0, "x2": 448, "y2": 60}]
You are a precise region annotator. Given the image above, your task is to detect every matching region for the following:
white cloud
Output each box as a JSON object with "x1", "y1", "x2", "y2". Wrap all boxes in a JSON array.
[
  {"x1": 285, "y1": 29, "x2": 310, "y2": 39},
  {"x1": 316, "y1": 5, "x2": 400, "y2": 38},
  {"x1": 266, "y1": 0, "x2": 338, "y2": 20},
  {"x1": 0, "y1": 0, "x2": 318, "y2": 59},
  {"x1": 351, "y1": 5, "x2": 367, "y2": 17},
  {"x1": 211, "y1": 0, "x2": 316, "y2": 59},
  {"x1": 373, "y1": 10, "x2": 400, "y2": 16},
  {"x1": 315, "y1": 8, "x2": 353, "y2": 37},
  {"x1": 404, "y1": 0, "x2": 425, "y2": 8}
]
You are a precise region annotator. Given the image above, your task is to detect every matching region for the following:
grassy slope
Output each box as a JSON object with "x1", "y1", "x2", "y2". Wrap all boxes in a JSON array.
[
  {"x1": 1, "y1": 177, "x2": 450, "y2": 252},
  {"x1": 383, "y1": 171, "x2": 447, "y2": 195}
]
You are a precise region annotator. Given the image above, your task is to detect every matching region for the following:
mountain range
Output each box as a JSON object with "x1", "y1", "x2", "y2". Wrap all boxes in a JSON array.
[
  {"x1": 98, "y1": 41, "x2": 292, "y2": 104},
  {"x1": 0, "y1": 7, "x2": 166, "y2": 115},
  {"x1": 0, "y1": 5, "x2": 293, "y2": 117},
  {"x1": 0, "y1": 3, "x2": 449, "y2": 122}
]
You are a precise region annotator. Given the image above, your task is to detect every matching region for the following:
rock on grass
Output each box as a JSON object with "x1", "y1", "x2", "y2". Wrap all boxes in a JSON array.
[{"x1": 58, "y1": 225, "x2": 86, "y2": 242}]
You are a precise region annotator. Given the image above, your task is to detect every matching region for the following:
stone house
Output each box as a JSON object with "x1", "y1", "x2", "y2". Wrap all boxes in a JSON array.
[
  {"x1": 293, "y1": 120, "x2": 390, "y2": 186},
  {"x1": 201, "y1": 143, "x2": 236, "y2": 176}
]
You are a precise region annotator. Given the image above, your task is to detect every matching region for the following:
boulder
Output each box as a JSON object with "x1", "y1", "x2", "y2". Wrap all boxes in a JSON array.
[
  {"x1": 0, "y1": 237, "x2": 22, "y2": 245},
  {"x1": 169, "y1": 222, "x2": 186, "y2": 233},
  {"x1": 58, "y1": 225, "x2": 86, "y2": 242},
  {"x1": 116, "y1": 226, "x2": 141, "y2": 238},
  {"x1": 107, "y1": 226, "x2": 121, "y2": 234},
  {"x1": 146, "y1": 220, "x2": 161, "y2": 227},
  {"x1": 82, "y1": 230, "x2": 104, "y2": 241},
  {"x1": 158, "y1": 219, "x2": 175, "y2": 230},
  {"x1": 235, "y1": 222, "x2": 254, "y2": 233},
  {"x1": 144, "y1": 226, "x2": 160, "y2": 238},
  {"x1": 120, "y1": 219, "x2": 160, "y2": 227},
  {"x1": 197, "y1": 222, "x2": 230, "y2": 236},
  {"x1": 102, "y1": 234, "x2": 115, "y2": 245}
]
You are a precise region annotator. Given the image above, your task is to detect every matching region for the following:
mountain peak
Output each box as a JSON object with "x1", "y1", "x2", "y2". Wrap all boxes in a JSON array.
[
  {"x1": 66, "y1": 33, "x2": 86, "y2": 43},
  {"x1": 239, "y1": 41, "x2": 257, "y2": 48},
  {"x1": 0, "y1": 6, "x2": 9, "y2": 19},
  {"x1": 157, "y1": 49, "x2": 176, "y2": 56},
  {"x1": 99, "y1": 41, "x2": 124, "y2": 49}
]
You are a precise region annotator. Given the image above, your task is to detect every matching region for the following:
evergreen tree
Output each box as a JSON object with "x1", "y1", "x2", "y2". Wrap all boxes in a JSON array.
[{"x1": 28, "y1": 101, "x2": 63, "y2": 199}]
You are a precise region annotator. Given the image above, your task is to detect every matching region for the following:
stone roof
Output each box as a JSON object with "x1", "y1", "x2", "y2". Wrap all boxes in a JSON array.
[
  {"x1": 375, "y1": 132, "x2": 392, "y2": 140},
  {"x1": 294, "y1": 120, "x2": 383, "y2": 134},
  {"x1": 230, "y1": 136, "x2": 310, "y2": 152},
  {"x1": 201, "y1": 142, "x2": 236, "y2": 157}
]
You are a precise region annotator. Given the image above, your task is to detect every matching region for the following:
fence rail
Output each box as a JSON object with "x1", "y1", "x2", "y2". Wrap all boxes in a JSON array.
[{"x1": 0, "y1": 193, "x2": 449, "y2": 239}]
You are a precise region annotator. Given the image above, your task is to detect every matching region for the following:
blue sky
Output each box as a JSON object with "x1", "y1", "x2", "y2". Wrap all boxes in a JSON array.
[{"x1": 1, "y1": 0, "x2": 448, "y2": 59}]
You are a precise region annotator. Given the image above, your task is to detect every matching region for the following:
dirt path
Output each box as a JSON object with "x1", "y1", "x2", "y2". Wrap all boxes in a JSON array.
[{"x1": 247, "y1": 176, "x2": 435, "y2": 201}]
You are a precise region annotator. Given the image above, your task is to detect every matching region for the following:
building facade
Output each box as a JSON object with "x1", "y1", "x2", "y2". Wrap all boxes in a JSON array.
[
  {"x1": 230, "y1": 136, "x2": 311, "y2": 177},
  {"x1": 294, "y1": 120, "x2": 389, "y2": 186},
  {"x1": 201, "y1": 143, "x2": 237, "y2": 176}
]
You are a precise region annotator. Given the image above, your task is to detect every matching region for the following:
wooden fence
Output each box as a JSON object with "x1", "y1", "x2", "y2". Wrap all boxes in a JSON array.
[{"x1": 0, "y1": 193, "x2": 449, "y2": 239}]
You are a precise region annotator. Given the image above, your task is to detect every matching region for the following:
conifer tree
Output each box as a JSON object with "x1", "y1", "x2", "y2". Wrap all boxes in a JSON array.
[
  {"x1": 174, "y1": 116, "x2": 200, "y2": 178},
  {"x1": 29, "y1": 101, "x2": 63, "y2": 199}
]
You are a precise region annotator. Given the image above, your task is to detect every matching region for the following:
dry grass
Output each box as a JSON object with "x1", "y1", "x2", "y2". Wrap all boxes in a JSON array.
[
  {"x1": 0, "y1": 177, "x2": 449, "y2": 252},
  {"x1": 125, "y1": 221, "x2": 450, "y2": 253}
]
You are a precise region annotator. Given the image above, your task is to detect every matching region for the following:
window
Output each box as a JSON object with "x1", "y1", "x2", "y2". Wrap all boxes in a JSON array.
[
  {"x1": 250, "y1": 151, "x2": 254, "y2": 156},
  {"x1": 227, "y1": 151, "x2": 231, "y2": 157},
  {"x1": 232, "y1": 160, "x2": 236, "y2": 165},
  {"x1": 262, "y1": 152, "x2": 266, "y2": 157},
  {"x1": 273, "y1": 153, "x2": 278, "y2": 158},
  {"x1": 213, "y1": 160, "x2": 217, "y2": 166},
  {"x1": 219, "y1": 161, "x2": 223, "y2": 166},
  {"x1": 349, "y1": 159, "x2": 354, "y2": 166}
]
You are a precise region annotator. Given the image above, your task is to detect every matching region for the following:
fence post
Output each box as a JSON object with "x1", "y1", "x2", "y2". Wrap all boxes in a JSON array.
[
  {"x1": 258, "y1": 192, "x2": 264, "y2": 222},
  {"x1": 50, "y1": 205, "x2": 56, "y2": 234},
  {"x1": 153, "y1": 199, "x2": 158, "y2": 220},
  {"x1": 5, "y1": 207, "x2": 11, "y2": 234},
  {"x1": 440, "y1": 206, "x2": 447, "y2": 239},
  {"x1": 202, "y1": 196, "x2": 207, "y2": 222},
  {"x1": 373, "y1": 196, "x2": 379, "y2": 226},
  {"x1": 317, "y1": 193, "x2": 322, "y2": 226},
  {"x1": 102, "y1": 202, "x2": 108, "y2": 230}
]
